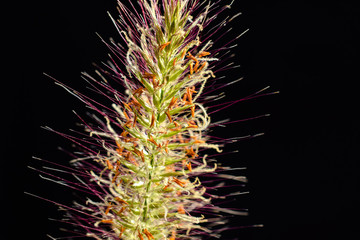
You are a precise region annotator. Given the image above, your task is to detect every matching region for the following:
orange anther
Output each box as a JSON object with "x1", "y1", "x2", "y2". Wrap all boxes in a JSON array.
[
  {"x1": 105, "y1": 204, "x2": 112, "y2": 215},
  {"x1": 186, "y1": 87, "x2": 193, "y2": 104},
  {"x1": 131, "y1": 159, "x2": 139, "y2": 167},
  {"x1": 168, "y1": 97, "x2": 178, "y2": 110},
  {"x1": 169, "y1": 229, "x2": 176, "y2": 240},
  {"x1": 198, "y1": 51, "x2": 210, "y2": 58},
  {"x1": 165, "y1": 110, "x2": 172, "y2": 123},
  {"x1": 138, "y1": 230, "x2": 144, "y2": 240},
  {"x1": 159, "y1": 41, "x2": 171, "y2": 51},
  {"x1": 178, "y1": 205, "x2": 186, "y2": 214},
  {"x1": 116, "y1": 147, "x2": 124, "y2": 155},
  {"x1": 106, "y1": 159, "x2": 113, "y2": 170},
  {"x1": 148, "y1": 135, "x2": 159, "y2": 147},
  {"x1": 163, "y1": 183, "x2": 172, "y2": 191},
  {"x1": 133, "y1": 87, "x2": 144, "y2": 96},
  {"x1": 186, "y1": 52, "x2": 199, "y2": 67},
  {"x1": 173, "y1": 178, "x2": 186, "y2": 188},
  {"x1": 173, "y1": 57, "x2": 177, "y2": 67},
  {"x1": 116, "y1": 142, "x2": 124, "y2": 154},
  {"x1": 197, "y1": 62, "x2": 207, "y2": 72},
  {"x1": 121, "y1": 131, "x2": 129, "y2": 138},
  {"x1": 125, "y1": 137, "x2": 138, "y2": 143},
  {"x1": 190, "y1": 86, "x2": 197, "y2": 93},
  {"x1": 115, "y1": 160, "x2": 120, "y2": 171},
  {"x1": 150, "y1": 112, "x2": 155, "y2": 128},
  {"x1": 133, "y1": 148, "x2": 140, "y2": 156},
  {"x1": 181, "y1": 49, "x2": 187, "y2": 59},
  {"x1": 101, "y1": 219, "x2": 113, "y2": 224},
  {"x1": 188, "y1": 120, "x2": 196, "y2": 125},
  {"x1": 118, "y1": 206, "x2": 126, "y2": 214},
  {"x1": 164, "y1": 140, "x2": 169, "y2": 153},
  {"x1": 132, "y1": 114, "x2": 137, "y2": 128},
  {"x1": 186, "y1": 52, "x2": 195, "y2": 60},
  {"x1": 190, "y1": 105, "x2": 195, "y2": 117},
  {"x1": 139, "y1": 150, "x2": 145, "y2": 162},
  {"x1": 182, "y1": 92, "x2": 188, "y2": 103},
  {"x1": 143, "y1": 72, "x2": 156, "y2": 79},
  {"x1": 130, "y1": 96, "x2": 140, "y2": 105},
  {"x1": 186, "y1": 161, "x2": 192, "y2": 172},
  {"x1": 133, "y1": 148, "x2": 145, "y2": 162},
  {"x1": 116, "y1": 140, "x2": 122, "y2": 149},
  {"x1": 112, "y1": 171, "x2": 121, "y2": 183},
  {"x1": 119, "y1": 226, "x2": 125, "y2": 238},
  {"x1": 115, "y1": 197, "x2": 128, "y2": 205},
  {"x1": 152, "y1": 78, "x2": 159, "y2": 88},
  {"x1": 193, "y1": 61, "x2": 199, "y2": 72},
  {"x1": 143, "y1": 229, "x2": 155, "y2": 240},
  {"x1": 185, "y1": 146, "x2": 198, "y2": 159},
  {"x1": 189, "y1": 62, "x2": 194, "y2": 75},
  {"x1": 187, "y1": 120, "x2": 198, "y2": 129},
  {"x1": 123, "y1": 102, "x2": 132, "y2": 111},
  {"x1": 125, "y1": 120, "x2": 133, "y2": 128},
  {"x1": 123, "y1": 110, "x2": 130, "y2": 121}
]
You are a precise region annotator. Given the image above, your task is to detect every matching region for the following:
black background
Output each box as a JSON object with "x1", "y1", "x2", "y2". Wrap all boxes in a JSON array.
[{"x1": 6, "y1": 0, "x2": 360, "y2": 239}]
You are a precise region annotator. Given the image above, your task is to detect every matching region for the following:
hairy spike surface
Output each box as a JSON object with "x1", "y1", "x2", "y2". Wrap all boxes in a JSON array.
[{"x1": 31, "y1": 0, "x2": 276, "y2": 239}]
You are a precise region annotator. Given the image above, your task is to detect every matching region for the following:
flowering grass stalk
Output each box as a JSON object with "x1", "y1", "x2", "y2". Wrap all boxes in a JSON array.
[{"x1": 29, "y1": 0, "x2": 277, "y2": 239}]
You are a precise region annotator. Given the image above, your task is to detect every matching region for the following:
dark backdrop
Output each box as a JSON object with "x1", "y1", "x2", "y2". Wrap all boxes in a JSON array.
[{"x1": 6, "y1": 0, "x2": 359, "y2": 239}]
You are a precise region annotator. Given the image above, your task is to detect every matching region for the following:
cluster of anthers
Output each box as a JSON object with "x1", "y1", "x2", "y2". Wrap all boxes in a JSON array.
[
  {"x1": 88, "y1": 45, "x2": 221, "y2": 239},
  {"x1": 85, "y1": 1, "x2": 223, "y2": 238}
]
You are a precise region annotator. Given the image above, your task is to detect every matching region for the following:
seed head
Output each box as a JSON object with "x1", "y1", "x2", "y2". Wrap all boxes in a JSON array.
[{"x1": 30, "y1": 0, "x2": 275, "y2": 239}]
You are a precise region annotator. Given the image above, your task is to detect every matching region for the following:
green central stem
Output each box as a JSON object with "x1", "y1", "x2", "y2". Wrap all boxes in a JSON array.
[{"x1": 142, "y1": 152, "x2": 155, "y2": 222}]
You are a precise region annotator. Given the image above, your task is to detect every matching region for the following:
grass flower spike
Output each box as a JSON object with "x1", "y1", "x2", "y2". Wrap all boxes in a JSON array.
[{"x1": 29, "y1": 0, "x2": 276, "y2": 239}]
